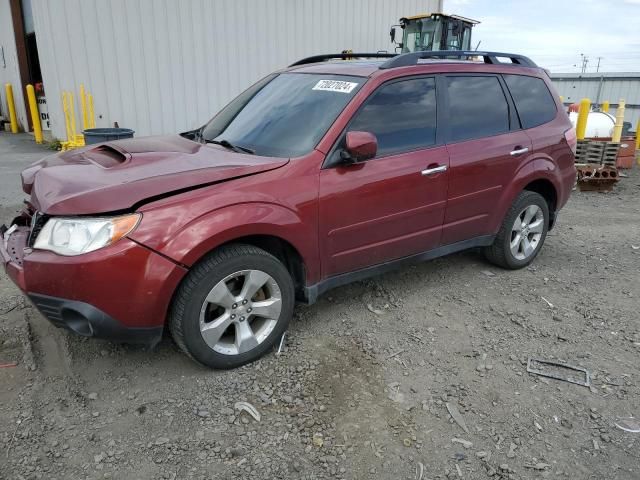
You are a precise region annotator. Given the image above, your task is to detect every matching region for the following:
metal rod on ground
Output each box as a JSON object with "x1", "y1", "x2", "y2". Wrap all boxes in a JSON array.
[
  {"x1": 575, "y1": 98, "x2": 591, "y2": 140},
  {"x1": 601, "y1": 100, "x2": 609, "y2": 113},
  {"x1": 26, "y1": 84, "x2": 43, "y2": 143},
  {"x1": 611, "y1": 99, "x2": 625, "y2": 143},
  {"x1": 4, "y1": 83, "x2": 19, "y2": 133},
  {"x1": 277, "y1": 332, "x2": 286, "y2": 355}
]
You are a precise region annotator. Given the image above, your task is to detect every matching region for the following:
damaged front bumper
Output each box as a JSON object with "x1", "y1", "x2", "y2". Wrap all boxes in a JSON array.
[
  {"x1": 1, "y1": 223, "x2": 29, "y2": 291},
  {"x1": 1, "y1": 216, "x2": 187, "y2": 347}
]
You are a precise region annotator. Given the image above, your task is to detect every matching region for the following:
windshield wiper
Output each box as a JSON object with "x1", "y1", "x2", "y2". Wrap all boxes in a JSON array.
[
  {"x1": 193, "y1": 126, "x2": 205, "y2": 143},
  {"x1": 205, "y1": 139, "x2": 255, "y2": 155}
]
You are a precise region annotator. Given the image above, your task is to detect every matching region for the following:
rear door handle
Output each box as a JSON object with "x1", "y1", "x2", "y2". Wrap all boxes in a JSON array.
[
  {"x1": 421, "y1": 165, "x2": 447, "y2": 176},
  {"x1": 510, "y1": 147, "x2": 529, "y2": 156}
]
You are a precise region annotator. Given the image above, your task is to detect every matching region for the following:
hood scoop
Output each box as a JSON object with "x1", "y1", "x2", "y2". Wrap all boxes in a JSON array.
[
  {"x1": 82, "y1": 144, "x2": 129, "y2": 168},
  {"x1": 24, "y1": 135, "x2": 290, "y2": 215}
]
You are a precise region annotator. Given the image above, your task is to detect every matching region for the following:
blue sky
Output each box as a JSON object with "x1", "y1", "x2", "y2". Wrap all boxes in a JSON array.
[{"x1": 446, "y1": 0, "x2": 640, "y2": 72}]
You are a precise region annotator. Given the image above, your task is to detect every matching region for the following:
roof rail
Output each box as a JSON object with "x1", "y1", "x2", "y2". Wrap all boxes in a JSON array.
[
  {"x1": 379, "y1": 50, "x2": 538, "y2": 69},
  {"x1": 290, "y1": 52, "x2": 397, "y2": 67}
]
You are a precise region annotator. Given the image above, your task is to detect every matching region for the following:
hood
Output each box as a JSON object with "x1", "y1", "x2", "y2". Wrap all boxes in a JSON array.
[{"x1": 22, "y1": 135, "x2": 289, "y2": 215}]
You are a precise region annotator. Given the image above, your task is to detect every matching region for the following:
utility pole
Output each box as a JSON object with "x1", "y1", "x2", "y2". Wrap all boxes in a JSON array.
[
  {"x1": 580, "y1": 54, "x2": 589, "y2": 73},
  {"x1": 596, "y1": 56, "x2": 602, "y2": 72}
]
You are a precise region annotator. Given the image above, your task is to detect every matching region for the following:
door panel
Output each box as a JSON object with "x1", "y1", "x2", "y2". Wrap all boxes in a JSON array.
[
  {"x1": 443, "y1": 132, "x2": 532, "y2": 244},
  {"x1": 441, "y1": 74, "x2": 531, "y2": 245},
  {"x1": 319, "y1": 146, "x2": 449, "y2": 277}
]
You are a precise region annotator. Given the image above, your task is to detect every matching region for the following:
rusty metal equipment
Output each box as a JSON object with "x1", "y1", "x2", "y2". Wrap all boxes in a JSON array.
[
  {"x1": 575, "y1": 138, "x2": 621, "y2": 191},
  {"x1": 574, "y1": 102, "x2": 625, "y2": 191},
  {"x1": 575, "y1": 164, "x2": 619, "y2": 192},
  {"x1": 616, "y1": 136, "x2": 636, "y2": 169}
]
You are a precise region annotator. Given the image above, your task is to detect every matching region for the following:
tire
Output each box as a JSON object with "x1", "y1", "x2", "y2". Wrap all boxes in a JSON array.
[
  {"x1": 169, "y1": 244, "x2": 294, "y2": 369},
  {"x1": 484, "y1": 191, "x2": 549, "y2": 269}
]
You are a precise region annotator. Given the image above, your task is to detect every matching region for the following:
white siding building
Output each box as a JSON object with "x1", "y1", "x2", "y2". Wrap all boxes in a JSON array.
[
  {"x1": 551, "y1": 72, "x2": 640, "y2": 129},
  {"x1": 1, "y1": 0, "x2": 442, "y2": 140}
]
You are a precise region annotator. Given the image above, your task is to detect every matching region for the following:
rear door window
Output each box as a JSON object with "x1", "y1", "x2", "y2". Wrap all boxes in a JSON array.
[
  {"x1": 347, "y1": 77, "x2": 437, "y2": 156},
  {"x1": 504, "y1": 74, "x2": 557, "y2": 129},
  {"x1": 445, "y1": 76, "x2": 510, "y2": 142}
]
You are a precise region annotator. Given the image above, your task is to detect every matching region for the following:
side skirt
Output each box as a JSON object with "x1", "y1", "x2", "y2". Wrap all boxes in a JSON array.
[{"x1": 302, "y1": 235, "x2": 495, "y2": 305}]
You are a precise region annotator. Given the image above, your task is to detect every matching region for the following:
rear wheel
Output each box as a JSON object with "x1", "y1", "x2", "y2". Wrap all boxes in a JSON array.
[
  {"x1": 169, "y1": 244, "x2": 294, "y2": 369},
  {"x1": 484, "y1": 191, "x2": 549, "y2": 269}
]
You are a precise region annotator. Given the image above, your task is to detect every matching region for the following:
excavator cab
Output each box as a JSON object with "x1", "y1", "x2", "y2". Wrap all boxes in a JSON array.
[{"x1": 390, "y1": 13, "x2": 479, "y2": 53}]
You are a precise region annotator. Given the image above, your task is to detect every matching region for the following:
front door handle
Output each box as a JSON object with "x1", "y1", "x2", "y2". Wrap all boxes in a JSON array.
[
  {"x1": 510, "y1": 147, "x2": 529, "y2": 156},
  {"x1": 421, "y1": 165, "x2": 447, "y2": 176}
]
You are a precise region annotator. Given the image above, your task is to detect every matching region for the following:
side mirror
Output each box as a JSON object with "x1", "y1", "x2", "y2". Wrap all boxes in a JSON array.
[
  {"x1": 390, "y1": 27, "x2": 396, "y2": 43},
  {"x1": 342, "y1": 131, "x2": 377, "y2": 163}
]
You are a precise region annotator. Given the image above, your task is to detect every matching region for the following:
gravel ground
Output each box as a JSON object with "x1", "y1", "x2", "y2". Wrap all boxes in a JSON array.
[{"x1": 1, "y1": 138, "x2": 639, "y2": 479}]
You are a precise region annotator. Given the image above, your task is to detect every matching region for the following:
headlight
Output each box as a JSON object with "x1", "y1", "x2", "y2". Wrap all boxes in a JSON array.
[{"x1": 33, "y1": 214, "x2": 141, "y2": 256}]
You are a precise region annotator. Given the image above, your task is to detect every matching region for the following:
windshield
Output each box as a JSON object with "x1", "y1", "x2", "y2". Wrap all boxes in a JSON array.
[
  {"x1": 402, "y1": 19, "x2": 440, "y2": 52},
  {"x1": 200, "y1": 73, "x2": 365, "y2": 157}
]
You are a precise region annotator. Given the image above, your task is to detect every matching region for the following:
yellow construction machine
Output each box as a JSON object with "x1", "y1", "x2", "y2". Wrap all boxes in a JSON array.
[{"x1": 390, "y1": 13, "x2": 480, "y2": 53}]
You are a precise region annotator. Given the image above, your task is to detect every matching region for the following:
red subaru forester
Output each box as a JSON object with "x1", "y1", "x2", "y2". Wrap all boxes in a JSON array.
[{"x1": 1, "y1": 51, "x2": 576, "y2": 369}]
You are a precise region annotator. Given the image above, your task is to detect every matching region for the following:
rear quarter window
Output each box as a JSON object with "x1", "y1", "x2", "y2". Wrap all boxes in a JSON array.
[{"x1": 504, "y1": 74, "x2": 557, "y2": 129}]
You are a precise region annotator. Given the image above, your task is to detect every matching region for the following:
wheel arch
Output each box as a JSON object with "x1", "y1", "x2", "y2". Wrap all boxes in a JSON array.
[
  {"x1": 171, "y1": 232, "x2": 309, "y2": 304},
  {"x1": 522, "y1": 178, "x2": 558, "y2": 228},
  {"x1": 165, "y1": 233, "x2": 309, "y2": 334},
  {"x1": 490, "y1": 158, "x2": 563, "y2": 234},
  {"x1": 217, "y1": 235, "x2": 307, "y2": 302}
]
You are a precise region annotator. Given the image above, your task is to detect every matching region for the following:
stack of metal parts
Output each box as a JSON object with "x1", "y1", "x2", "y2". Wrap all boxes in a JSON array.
[{"x1": 575, "y1": 140, "x2": 620, "y2": 192}]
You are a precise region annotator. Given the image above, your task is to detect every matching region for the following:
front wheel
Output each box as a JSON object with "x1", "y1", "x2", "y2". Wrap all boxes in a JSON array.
[
  {"x1": 484, "y1": 191, "x2": 549, "y2": 269},
  {"x1": 169, "y1": 244, "x2": 294, "y2": 369}
]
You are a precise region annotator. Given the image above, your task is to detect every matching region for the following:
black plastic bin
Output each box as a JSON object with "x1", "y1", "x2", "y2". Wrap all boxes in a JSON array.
[{"x1": 83, "y1": 128, "x2": 135, "y2": 145}]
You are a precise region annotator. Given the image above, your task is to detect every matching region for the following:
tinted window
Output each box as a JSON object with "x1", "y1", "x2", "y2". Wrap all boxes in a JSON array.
[
  {"x1": 348, "y1": 78, "x2": 437, "y2": 156},
  {"x1": 446, "y1": 76, "x2": 510, "y2": 142},
  {"x1": 504, "y1": 74, "x2": 557, "y2": 128},
  {"x1": 201, "y1": 73, "x2": 364, "y2": 157}
]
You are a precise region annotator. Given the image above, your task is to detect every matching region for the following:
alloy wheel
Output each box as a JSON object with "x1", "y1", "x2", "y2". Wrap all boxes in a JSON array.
[
  {"x1": 199, "y1": 269, "x2": 282, "y2": 355},
  {"x1": 510, "y1": 205, "x2": 544, "y2": 261}
]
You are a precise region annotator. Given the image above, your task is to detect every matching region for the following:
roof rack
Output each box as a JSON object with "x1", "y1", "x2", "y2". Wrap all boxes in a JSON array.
[
  {"x1": 379, "y1": 50, "x2": 538, "y2": 69},
  {"x1": 290, "y1": 52, "x2": 397, "y2": 67}
]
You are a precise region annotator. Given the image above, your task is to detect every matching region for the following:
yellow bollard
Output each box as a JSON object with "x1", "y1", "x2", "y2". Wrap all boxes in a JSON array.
[
  {"x1": 601, "y1": 101, "x2": 609, "y2": 113},
  {"x1": 88, "y1": 94, "x2": 95, "y2": 128},
  {"x1": 26, "y1": 85, "x2": 43, "y2": 143},
  {"x1": 4, "y1": 83, "x2": 19, "y2": 133},
  {"x1": 575, "y1": 98, "x2": 591, "y2": 140},
  {"x1": 69, "y1": 92, "x2": 77, "y2": 139},
  {"x1": 611, "y1": 99, "x2": 625, "y2": 143},
  {"x1": 79, "y1": 84, "x2": 89, "y2": 131},
  {"x1": 62, "y1": 92, "x2": 72, "y2": 142}
]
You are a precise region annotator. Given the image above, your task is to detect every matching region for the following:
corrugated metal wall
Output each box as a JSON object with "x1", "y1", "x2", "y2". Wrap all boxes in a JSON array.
[
  {"x1": 0, "y1": 0, "x2": 29, "y2": 130},
  {"x1": 32, "y1": 0, "x2": 441, "y2": 140},
  {"x1": 551, "y1": 73, "x2": 640, "y2": 129}
]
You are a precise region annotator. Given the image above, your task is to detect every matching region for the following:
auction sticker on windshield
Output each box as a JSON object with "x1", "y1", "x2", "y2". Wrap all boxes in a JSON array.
[{"x1": 312, "y1": 80, "x2": 359, "y2": 93}]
